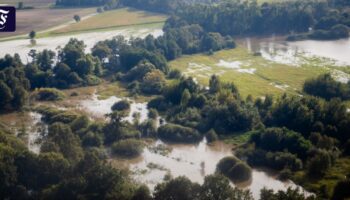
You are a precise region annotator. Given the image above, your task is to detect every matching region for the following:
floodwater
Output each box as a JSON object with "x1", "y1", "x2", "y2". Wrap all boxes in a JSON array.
[
  {"x1": 0, "y1": 27, "x2": 163, "y2": 62},
  {"x1": 113, "y1": 139, "x2": 311, "y2": 199},
  {"x1": 79, "y1": 93, "x2": 149, "y2": 123},
  {"x1": 238, "y1": 36, "x2": 350, "y2": 66},
  {"x1": 0, "y1": 112, "x2": 46, "y2": 154}
]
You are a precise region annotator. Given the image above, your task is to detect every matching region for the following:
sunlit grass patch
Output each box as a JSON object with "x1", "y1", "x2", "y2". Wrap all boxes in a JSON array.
[{"x1": 53, "y1": 7, "x2": 167, "y2": 35}]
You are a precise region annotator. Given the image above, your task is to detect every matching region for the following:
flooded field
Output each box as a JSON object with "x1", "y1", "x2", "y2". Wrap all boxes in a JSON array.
[
  {"x1": 111, "y1": 139, "x2": 311, "y2": 199},
  {"x1": 239, "y1": 36, "x2": 350, "y2": 66},
  {"x1": 79, "y1": 93, "x2": 149, "y2": 123},
  {"x1": 0, "y1": 112, "x2": 46, "y2": 154},
  {"x1": 0, "y1": 25, "x2": 163, "y2": 61}
]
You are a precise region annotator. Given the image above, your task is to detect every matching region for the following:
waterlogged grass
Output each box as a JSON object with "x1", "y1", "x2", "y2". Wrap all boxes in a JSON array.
[
  {"x1": 52, "y1": 7, "x2": 167, "y2": 35},
  {"x1": 170, "y1": 47, "x2": 335, "y2": 98}
]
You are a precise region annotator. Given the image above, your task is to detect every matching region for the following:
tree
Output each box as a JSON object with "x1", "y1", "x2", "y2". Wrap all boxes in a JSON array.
[
  {"x1": 43, "y1": 123, "x2": 83, "y2": 163},
  {"x1": 307, "y1": 150, "x2": 333, "y2": 178},
  {"x1": 73, "y1": 15, "x2": 81, "y2": 22},
  {"x1": 260, "y1": 187, "x2": 316, "y2": 200},
  {"x1": 181, "y1": 89, "x2": 191, "y2": 108},
  {"x1": 154, "y1": 176, "x2": 201, "y2": 200},
  {"x1": 141, "y1": 69, "x2": 166, "y2": 94},
  {"x1": 11, "y1": 86, "x2": 28, "y2": 110},
  {"x1": 216, "y1": 156, "x2": 252, "y2": 183},
  {"x1": 29, "y1": 30, "x2": 36, "y2": 46},
  {"x1": 18, "y1": 2, "x2": 24, "y2": 9},
  {"x1": 0, "y1": 81, "x2": 13, "y2": 109},
  {"x1": 209, "y1": 75, "x2": 221, "y2": 93},
  {"x1": 29, "y1": 31, "x2": 36, "y2": 39},
  {"x1": 200, "y1": 174, "x2": 253, "y2": 200}
]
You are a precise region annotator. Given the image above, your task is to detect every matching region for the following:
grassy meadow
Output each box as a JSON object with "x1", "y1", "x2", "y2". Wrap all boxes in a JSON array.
[
  {"x1": 52, "y1": 8, "x2": 167, "y2": 35},
  {"x1": 169, "y1": 47, "x2": 348, "y2": 98}
]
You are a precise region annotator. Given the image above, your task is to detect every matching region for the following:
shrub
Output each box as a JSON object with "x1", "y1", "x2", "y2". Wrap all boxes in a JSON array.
[
  {"x1": 112, "y1": 100, "x2": 131, "y2": 111},
  {"x1": 216, "y1": 156, "x2": 252, "y2": 183},
  {"x1": 229, "y1": 162, "x2": 252, "y2": 182},
  {"x1": 33, "y1": 88, "x2": 65, "y2": 101},
  {"x1": 205, "y1": 129, "x2": 218, "y2": 143},
  {"x1": 82, "y1": 131, "x2": 102, "y2": 147},
  {"x1": 111, "y1": 139, "x2": 144, "y2": 158},
  {"x1": 158, "y1": 124, "x2": 202, "y2": 143}
]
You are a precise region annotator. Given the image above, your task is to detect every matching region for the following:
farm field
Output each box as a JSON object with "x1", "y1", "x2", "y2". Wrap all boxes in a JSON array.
[
  {"x1": 0, "y1": 0, "x2": 54, "y2": 7},
  {"x1": 52, "y1": 7, "x2": 167, "y2": 35},
  {"x1": 0, "y1": 7, "x2": 96, "y2": 39},
  {"x1": 169, "y1": 47, "x2": 348, "y2": 98}
]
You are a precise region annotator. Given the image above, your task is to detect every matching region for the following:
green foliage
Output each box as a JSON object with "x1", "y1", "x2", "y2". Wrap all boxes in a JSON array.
[
  {"x1": 307, "y1": 149, "x2": 339, "y2": 178},
  {"x1": 42, "y1": 123, "x2": 84, "y2": 163},
  {"x1": 260, "y1": 187, "x2": 316, "y2": 200},
  {"x1": 154, "y1": 176, "x2": 201, "y2": 200},
  {"x1": 250, "y1": 127, "x2": 312, "y2": 159},
  {"x1": 158, "y1": 123, "x2": 202, "y2": 143},
  {"x1": 73, "y1": 15, "x2": 81, "y2": 22},
  {"x1": 0, "y1": 58, "x2": 30, "y2": 111},
  {"x1": 29, "y1": 30, "x2": 36, "y2": 39},
  {"x1": 331, "y1": 177, "x2": 350, "y2": 200},
  {"x1": 111, "y1": 139, "x2": 144, "y2": 158},
  {"x1": 265, "y1": 95, "x2": 350, "y2": 142},
  {"x1": 205, "y1": 129, "x2": 218, "y2": 143},
  {"x1": 32, "y1": 88, "x2": 65, "y2": 101},
  {"x1": 200, "y1": 174, "x2": 253, "y2": 200},
  {"x1": 112, "y1": 100, "x2": 131, "y2": 111},
  {"x1": 216, "y1": 156, "x2": 252, "y2": 183},
  {"x1": 304, "y1": 73, "x2": 350, "y2": 100}
]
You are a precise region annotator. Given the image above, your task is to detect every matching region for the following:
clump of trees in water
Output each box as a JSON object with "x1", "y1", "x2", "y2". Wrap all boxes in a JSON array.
[
  {"x1": 111, "y1": 138, "x2": 144, "y2": 157},
  {"x1": 158, "y1": 123, "x2": 202, "y2": 143},
  {"x1": 216, "y1": 156, "x2": 252, "y2": 183}
]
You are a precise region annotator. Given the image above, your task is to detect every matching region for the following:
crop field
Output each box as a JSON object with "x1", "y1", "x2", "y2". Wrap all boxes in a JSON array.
[
  {"x1": 52, "y1": 7, "x2": 167, "y2": 35},
  {"x1": 0, "y1": 7, "x2": 96, "y2": 39},
  {"x1": 169, "y1": 47, "x2": 347, "y2": 98},
  {"x1": 0, "y1": 0, "x2": 54, "y2": 7}
]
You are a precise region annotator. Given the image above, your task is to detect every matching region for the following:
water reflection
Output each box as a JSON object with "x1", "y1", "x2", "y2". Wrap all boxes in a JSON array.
[{"x1": 79, "y1": 93, "x2": 149, "y2": 123}]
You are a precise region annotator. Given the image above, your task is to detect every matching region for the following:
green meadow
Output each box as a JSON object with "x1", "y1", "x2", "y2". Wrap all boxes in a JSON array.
[{"x1": 170, "y1": 46, "x2": 348, "y2": 98}]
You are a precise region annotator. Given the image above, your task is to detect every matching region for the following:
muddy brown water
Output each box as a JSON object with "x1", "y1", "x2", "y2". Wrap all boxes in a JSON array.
[
  {"x1": 0, "y1": 103, "x2": 312, "y2": 199},
  {"x1": 111, "y1": 139, "x2": 312, "y2": 199}
]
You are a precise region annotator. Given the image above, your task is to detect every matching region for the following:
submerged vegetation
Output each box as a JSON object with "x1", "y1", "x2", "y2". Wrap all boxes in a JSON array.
[{"x1": 111, "y1": 138, "x2": 144, "y2": 157}]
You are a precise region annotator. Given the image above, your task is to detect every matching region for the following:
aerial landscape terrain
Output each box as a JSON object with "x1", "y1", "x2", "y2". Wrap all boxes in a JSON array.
[{"x1": 0, "y1": 0, "x2": 350, "y2": 199}]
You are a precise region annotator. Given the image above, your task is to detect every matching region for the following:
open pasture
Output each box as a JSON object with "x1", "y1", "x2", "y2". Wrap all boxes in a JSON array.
[{"x1": 52, "y1": 7, "x2": 167, "y2": 35}]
